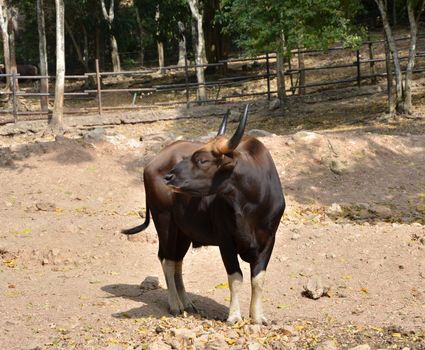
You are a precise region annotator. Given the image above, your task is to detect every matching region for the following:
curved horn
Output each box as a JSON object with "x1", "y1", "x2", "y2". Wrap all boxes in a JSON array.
[
  {"x1": 216, "y1": 109, "x2": 230, "y2": 136},
  {"x1": 225, "y1": 104, "x2": 249, "y2": 152}
]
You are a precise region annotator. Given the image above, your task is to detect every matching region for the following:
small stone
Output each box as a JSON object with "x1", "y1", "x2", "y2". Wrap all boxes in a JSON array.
[
  {"x1": 140, "y1": 276, "x2": 160, "y2": 291},
  {"x1": 247, "y1": 324, "x2": 262, "y2": 336},
  {"x1": 269, "y1": 98, "x2": 281, "y2": 111},
  {"x1": 291, "y1": 234, "x2": 300, "y2": 241},
  {"x1": 247, "y1": 341, "x2": 261, "y2": 350},
  {"x1": 326, "y1": 203, "x2": 343, "y2": 218},
  {"x1": 330, "y1": 159, "x2": 348, "y2": 175},
  {"x1": 205, "y1": 333, "x2": 229, "y2": 350},
  {"x1": 303, "y1": 275, "x2": 329, "y2": 300},
  {"x1": 292, "y1": 131, "x2": 320, "y2": 143},
  {"x1": 369, "y1": 204, "x2": 392, "y2": 219},
  {"x1": 348, "y1": 345, "x2": 371, "y2": 350},
  {"x1": 171, "y1": 327, "x2": 196, "y2": 341},
  {"x1": 35, "y1": 202, "x2": 56, "y2": 212},
  {"x1": 148, "y1": 341, "x2": 172, "y2": 350},
  {"x1": 315, "y1": 340, "x2": 338, "y2": 350},
  {"x1": 83, "y1": 128, "x2": 107, "y2": 142},
  {"x1": 247, "y1": 129, "x2": 275, "y2": 137}
]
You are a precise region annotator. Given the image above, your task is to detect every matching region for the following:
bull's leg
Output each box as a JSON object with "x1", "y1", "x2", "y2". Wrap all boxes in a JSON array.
[
  {"x1": 249, "y1": 235, "x2": 276, "y2": 325},
  {"x1": 219, "y1": 245, "x2": 243, "y2": 324},
  {"x1": 249, "y1": 270, "x2": 267, "y2": 325},
  {"x1": 174, "y1": 260, "x2": 198, "y2": 313},
  {"x1": 161, "y1": 259, "x2": 184, "y2": 315}
]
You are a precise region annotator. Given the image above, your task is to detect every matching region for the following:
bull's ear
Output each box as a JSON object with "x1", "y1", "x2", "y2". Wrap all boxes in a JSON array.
[{"x1": 219, "y1": 154, "x2": 236, "y2": 170}]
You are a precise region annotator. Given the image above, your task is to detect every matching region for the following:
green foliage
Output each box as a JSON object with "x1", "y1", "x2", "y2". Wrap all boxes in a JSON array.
[{"x1": 221, "y1": 0, "x2": 365, "y2": 55}]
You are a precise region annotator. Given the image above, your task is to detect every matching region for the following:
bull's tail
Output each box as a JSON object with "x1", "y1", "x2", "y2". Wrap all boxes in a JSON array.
[{"x1": 121, "y1": 201, "x2": 150, "y2": 235}]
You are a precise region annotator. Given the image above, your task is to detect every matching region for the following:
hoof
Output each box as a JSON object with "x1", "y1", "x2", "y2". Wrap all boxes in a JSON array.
[
  {"x1": 185, "y1": 303, "x2": 199, "y2": 314},
  {"x1": 226, "y1": 313, "x2": 242, "y2": 324},
  {"x1": 169, "y1": 307, "x2": 183, "y2": 316},
  {"x1": 251, "y1": 316, "x2": 268, "y2": 325}
]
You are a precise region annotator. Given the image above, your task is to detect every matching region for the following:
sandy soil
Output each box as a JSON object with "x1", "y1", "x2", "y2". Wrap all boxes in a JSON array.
[{"x1": 0, "y1": 110, "x2": 425, "y2": 349}]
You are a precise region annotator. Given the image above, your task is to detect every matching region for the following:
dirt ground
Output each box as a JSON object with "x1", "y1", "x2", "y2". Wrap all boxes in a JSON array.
[{"x1": 1, "y1": 93, "x2": 425, "y2": 350}]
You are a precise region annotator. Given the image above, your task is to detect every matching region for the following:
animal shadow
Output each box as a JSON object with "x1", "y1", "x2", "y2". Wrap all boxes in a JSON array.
[{"x1": 101, "y1": 278, "x2": 228, "y2": 321}]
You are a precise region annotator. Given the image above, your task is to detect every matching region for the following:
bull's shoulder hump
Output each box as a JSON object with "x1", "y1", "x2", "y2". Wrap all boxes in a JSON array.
[{"x1": 238, "y1": 137, "x2": 267, "y2": 157}]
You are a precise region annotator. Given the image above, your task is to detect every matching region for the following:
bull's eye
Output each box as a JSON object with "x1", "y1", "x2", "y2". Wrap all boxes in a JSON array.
[{"x1": 197, "y1": 159, "x2": 209, "y2": 165}]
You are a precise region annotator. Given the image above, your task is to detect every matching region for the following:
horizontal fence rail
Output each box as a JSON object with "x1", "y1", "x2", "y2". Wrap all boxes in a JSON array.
[{"x1": 1, "y1": 33, "x2": 425, "y2": 124}]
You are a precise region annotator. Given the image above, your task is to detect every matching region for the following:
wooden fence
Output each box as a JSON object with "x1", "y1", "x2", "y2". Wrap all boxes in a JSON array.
[{"x1": 1, "y1": 34, "x2": 425, "y2": 124}]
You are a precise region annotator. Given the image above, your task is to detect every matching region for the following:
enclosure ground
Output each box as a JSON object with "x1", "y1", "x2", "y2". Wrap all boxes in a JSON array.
[{"x1": 1, "y1": 98, "x2": 425, "y2": 350}]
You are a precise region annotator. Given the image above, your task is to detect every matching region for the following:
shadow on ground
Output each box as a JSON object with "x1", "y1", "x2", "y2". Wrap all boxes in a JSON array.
[{"x1": 101, "y1": 282, "x2": 228, "y2": 321}]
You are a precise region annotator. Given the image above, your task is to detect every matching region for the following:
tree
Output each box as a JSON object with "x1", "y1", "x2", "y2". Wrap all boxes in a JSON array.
[
  {"x1": 375, "y1": 0, "x2": 424, "y2": 115},
  {"x1": 37, "y1": 0, "x2": 49, "y2": 112},
  {"x1": 222, "y1": 0, "x2": 363, "y2": 99},
  {"x1": 100, "y1": 0, "x2": 121, "y2": 72},
  {"x1": 7, "y1": 4, "x2": 18, "y2": 90},
  {"x1": 188, "y1": 0, "x2": 207, "y2": 101},
  {"x1": 0, "y1": 0, "x2": 11, "y2": 90},
  {"x1": 49, "y1": 0, "x2": 65, "y2": 134}
]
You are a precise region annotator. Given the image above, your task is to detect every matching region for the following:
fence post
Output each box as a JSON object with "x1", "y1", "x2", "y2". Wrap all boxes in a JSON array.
[
  {"x1": 384, "y1": 40, "x2": 395, "y2": 115},
  {"x1": 356, "y1": 50, "x2": 361, "y2": 87},
  {"x1": 368, "y1": 39, "x2": 377, "y2": 84},
  {"x1": 11, "y1": 72, "x2": 17, "y2": 123},
  {"x1": 95, "y1": 59, "x2": 103, "y2": 116},
  {"x1": 265, "y1": 52, "x2": 271, "y2": 101},
  {"x1": 184, "y1": 54, "x2": 190, "y2": 108}
]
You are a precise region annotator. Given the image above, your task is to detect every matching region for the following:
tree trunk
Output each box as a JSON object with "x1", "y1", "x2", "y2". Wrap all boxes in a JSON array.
[
  {"x1": 100, "y1": 0, "x2": 121, "y2": 72},
  {"x1": 276, "y1": 51, "x2": 286, "y2": 100},
  {"x1": 110, "y1": 32, "x2": 121, "y2": 72},
  {"x1": 177, "y1": 21, "x2": 186, "y2": 67},
  {"x1": 37, "y1": 0, "x2": 49, "y2": 112},
  {"x1": 188, "y1": 0, "x2": 207, "y2": 102},
  {"x1": 0, "y1": 0, "x2": 11, "y2": 91},
  {"x1": 402, "y1": 0, "x2": 425, "y2": 114},
  {"x1": 157, "y1": 41, "x2": 165, "y2": 74},
  {"x1": 191, "y1": 18, "x2": 197, "y2": 61},
  {"x1": 374, "y1": 0, "x2": 403, "y2": 112},
  {"x1": 384, "y1": 38, "x2": 395, "y2": 116},
  {"x1": 134, "y1": 7, "x2": 145, "y2": 66},
  {"x1": 50, "y1": 0, "x2": 65, "y2": 134},
  {"x1": 8, "y1": 6, "x2": 18, "y2": 91},
  {"x1": 297, "y1": 48, "x2": 305, "y2": 95}
]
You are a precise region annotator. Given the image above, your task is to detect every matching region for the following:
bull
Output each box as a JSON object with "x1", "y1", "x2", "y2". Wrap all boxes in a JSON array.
[
  {"x1": 122, "y1": 105, "x2": 285, "y2": 324},
  {"x1": 0, "y1": 64, "x2": 38, "y2": 81}
]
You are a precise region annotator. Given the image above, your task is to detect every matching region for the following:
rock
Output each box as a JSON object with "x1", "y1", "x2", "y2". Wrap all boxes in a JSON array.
[
  {"x1": 35, "y1": 202, "x2": 56, "y2": 212},
  {"x1": 148, "y1": 341, "x2": 172, "y2": 350},
  {"x1": 170, "y1": 327, "x2": 196, "y2": 341},
  {"x1": 246, "y1": 324, "x2": 262, "y2": 336},
  {"x1": 247, "y1": 129, "x2": 275, "y2": 137},
  {"x1": 329, "y1": 159, "x2": 348, "y2": 175},
  {"x1": 369, "y1": 204, "x2": 392, "y2": 219},
  {"x1": 303, "y1": 276, "x2": 329, "y2": 300},
  {"x1": 315, "y1": 340, "x2": 338, "y2": 350},
  {"x1": 140, "y1": 133, "x2": 176, "y2": 143},
  {"x1": 291, "y1": 233, "x2": 300, "y2": 240},
  {"x1": 292, "y1": 131, "x2": 320, "y2": 143},
  {"x1": 229, "y1": 110, "x2": 242, "y2": 122},
  {"x1": 42, "y1": 249, "x2": 61, "y2": 265},
  {"x1": 83, "y1": 127, "x2": 107, "y2": 142},
  {"x1": 269, "y1": 98, "x2": 281, "y2": 111},
  {"x1": 247, "y1": 341, "x2": 261, "y2": 350},
  {"x1": 205, "y1": 333, "x2": 229, "y2": 350},
  {"x1": 140, "y1": 276, "x2": 160, "y2": 291},
  {"x1": 348, "y1": 345, "x2": 371, "y2": 350},
  {"x1": 326, "y1": 203, "x2": 343, "y2": 218}
]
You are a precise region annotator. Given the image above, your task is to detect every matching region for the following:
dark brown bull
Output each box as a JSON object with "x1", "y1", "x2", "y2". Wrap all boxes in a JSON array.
[
  {"x1": 122, "y1": 105, "x2": 285, "y2": 324},
  {"x1": 0, "y1": 64, "x2": 38, "y2": 81}
]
